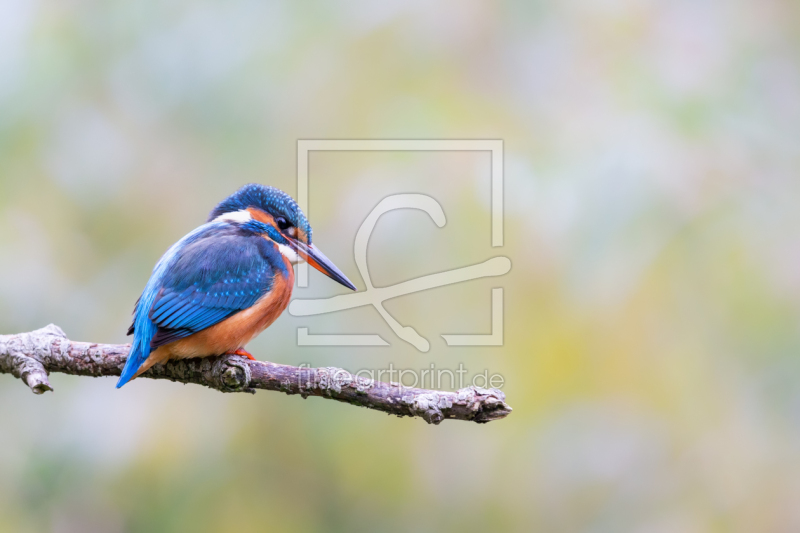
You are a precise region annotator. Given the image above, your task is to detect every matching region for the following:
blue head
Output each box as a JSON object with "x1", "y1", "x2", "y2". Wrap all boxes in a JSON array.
[
  {"x1": 209, "y1": 184, "x2": 312, "y2": 245},
  {"x1": 209, "y1": 184, "x2": 355, "y2": 290}
]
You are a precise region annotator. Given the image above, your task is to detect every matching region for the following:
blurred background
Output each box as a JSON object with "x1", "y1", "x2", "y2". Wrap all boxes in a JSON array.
[{"x1": 1, "y1": 0, "x2": 799, "y2": 531}]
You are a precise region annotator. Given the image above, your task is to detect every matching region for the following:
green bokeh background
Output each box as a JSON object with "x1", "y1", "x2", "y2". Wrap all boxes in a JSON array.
[{"x1": 2, "y1": 1, "x2": 800, "y2": 531}]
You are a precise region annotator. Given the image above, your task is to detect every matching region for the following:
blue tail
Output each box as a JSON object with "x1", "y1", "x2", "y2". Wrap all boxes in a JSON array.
[
  {"x1": 116, "y1": 302, "x2": 158, "y2": 388},
  {"x1": 116, "y1": 343, "x2": 148, "y2": 388}
]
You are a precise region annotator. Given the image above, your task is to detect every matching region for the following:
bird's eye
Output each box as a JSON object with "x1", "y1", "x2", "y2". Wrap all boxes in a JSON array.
[{"x1": 275, "y1": 216, "x2": 291, "y2": 230}]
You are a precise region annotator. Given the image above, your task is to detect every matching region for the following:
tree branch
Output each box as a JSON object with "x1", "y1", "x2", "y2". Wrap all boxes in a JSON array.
[{"x1": 0, "y1": 325, "x2": 511, "y2": 424}]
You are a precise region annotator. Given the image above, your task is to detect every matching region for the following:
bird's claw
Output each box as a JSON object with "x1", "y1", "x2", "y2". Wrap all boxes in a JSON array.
[{"x1": 230, "y1": 348, "x2": 256, "y2": 361}]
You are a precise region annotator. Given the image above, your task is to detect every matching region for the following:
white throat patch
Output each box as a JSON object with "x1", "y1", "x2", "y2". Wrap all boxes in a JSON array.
[{"x1": 278, "y1": 243, "x2": 301, "y2": 264}]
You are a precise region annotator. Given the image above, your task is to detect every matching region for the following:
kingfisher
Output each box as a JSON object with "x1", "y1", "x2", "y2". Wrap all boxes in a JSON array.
[{"x1": 116, "y1": 184, "x2": 356, "y2": 388}]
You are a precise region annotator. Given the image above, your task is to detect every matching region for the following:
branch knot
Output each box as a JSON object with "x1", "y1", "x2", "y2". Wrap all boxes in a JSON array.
[{"x1": 213, "y1": 355, "x2": 254, "y2": 393}]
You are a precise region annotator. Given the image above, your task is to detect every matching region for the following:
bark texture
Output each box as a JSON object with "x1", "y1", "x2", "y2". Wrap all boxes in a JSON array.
[{"x1": 0, "y1": 325, "x2": 512, "y2": 424}]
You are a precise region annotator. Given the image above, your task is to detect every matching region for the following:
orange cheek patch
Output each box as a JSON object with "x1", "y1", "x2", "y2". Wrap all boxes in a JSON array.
[{"x1": 247, "y1": 207, "x2": 275, "y2": 226}]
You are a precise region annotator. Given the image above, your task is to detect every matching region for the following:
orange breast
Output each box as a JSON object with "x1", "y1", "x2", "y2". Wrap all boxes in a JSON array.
[{"x1": 171, "y1": 263, "x2": 294, "y2": 358}]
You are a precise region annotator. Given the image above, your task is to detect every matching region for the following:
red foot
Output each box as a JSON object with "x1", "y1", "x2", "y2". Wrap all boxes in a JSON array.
[{"x1": 231, "y1": 348, "x2": 256, "y2": 361}]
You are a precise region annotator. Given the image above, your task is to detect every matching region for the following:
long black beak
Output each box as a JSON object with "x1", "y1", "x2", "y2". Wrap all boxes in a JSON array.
[{"x1": 293, "y1": 241, "x2": 357, "y2": 291}]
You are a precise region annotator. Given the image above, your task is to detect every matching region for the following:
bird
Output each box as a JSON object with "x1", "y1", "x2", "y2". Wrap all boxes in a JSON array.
[{"x1": 116, "y1": 183, "x2": 356, "y2": 388}]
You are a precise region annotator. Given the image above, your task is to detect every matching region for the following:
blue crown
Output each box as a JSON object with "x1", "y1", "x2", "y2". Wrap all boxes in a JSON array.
[{"x1": 208, "y1": 184, "x2": 312, "y2": 243}]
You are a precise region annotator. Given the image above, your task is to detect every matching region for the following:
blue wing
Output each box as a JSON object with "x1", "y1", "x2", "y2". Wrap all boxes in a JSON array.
[{"x1": 117, "y1": 224, "x2": 285, "y2": 388}]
